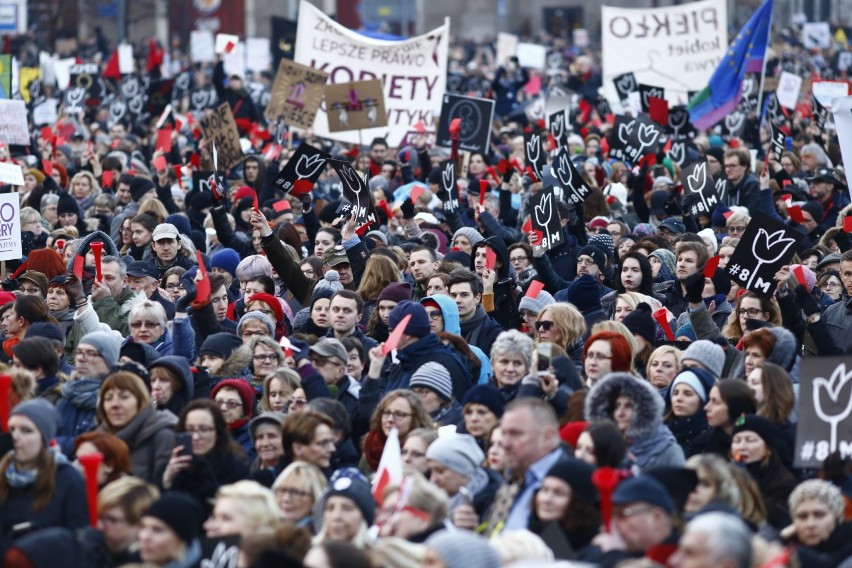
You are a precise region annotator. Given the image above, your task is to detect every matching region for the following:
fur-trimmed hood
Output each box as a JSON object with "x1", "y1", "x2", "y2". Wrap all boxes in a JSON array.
[
  {"x1": 65, "y1": 230, "x2": 120, "y2": 273},
  {"x1": 585, "y1": 372, "x2": 664, "y2": 439},
  {"x1": 213, "y1": 343, "x2": 254, "y2": 379}
]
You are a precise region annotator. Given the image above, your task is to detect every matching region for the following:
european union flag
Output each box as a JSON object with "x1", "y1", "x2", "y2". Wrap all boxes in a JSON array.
[{"x1": 689, "y1": 0, "x2": 774, "y2": 130}]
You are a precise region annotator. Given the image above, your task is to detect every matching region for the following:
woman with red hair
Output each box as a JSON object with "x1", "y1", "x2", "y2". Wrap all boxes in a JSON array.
[
  {"x1": 582, "y1": 331, "x2": 634, "y2": 386},
  {"x1": 25, "y1": 248, "x2": 67, "y2": 280}
]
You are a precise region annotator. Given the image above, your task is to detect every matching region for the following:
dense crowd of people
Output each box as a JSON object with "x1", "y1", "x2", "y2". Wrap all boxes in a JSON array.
[{"x1": 0, "y1": 12, "x2": 850, "y2": 568}]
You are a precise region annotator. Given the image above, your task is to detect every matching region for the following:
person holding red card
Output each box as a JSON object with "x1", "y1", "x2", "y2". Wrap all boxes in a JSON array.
[{"x1": 470, "y1": 238, "x2": 521, "y2": 331}]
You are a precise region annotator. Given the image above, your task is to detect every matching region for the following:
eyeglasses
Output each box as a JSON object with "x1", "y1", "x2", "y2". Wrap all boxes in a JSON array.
[
  {"x1": 738, "y1": 308, "x2": 766, "y2": 318},
  {"x1": 215, "y1": 399, "x2": 243, "y2": 409},
  {"x1": 20, "y1": 287, "x2": 41, "y2": 294},
  {"x1": 615, "y1": 505, "x2": 654, "y2": 518},
  {"x1": 585, "y1": 351, "x2": 612, "y2": 362},
  {"x1": 75, "y1": 349, "x2": 103, "y2": 360},
  {"x1": 534, "y1": 320, "x2": 554, "y2": 331},
  {"x1": 822, "y1": 281, "x2": 841, "y2": 289},
  {"x1": 130, "y1": 320, "x2": 161, "y2": 329},
  {"x1": 727, "y1": 225, "x2": 746, "y2": 235},
  {"x1": 520, "y1": 310, "x2": 538, "y2": 321},
  {"x1": 165, "y1": 283, "x2": 181, "y2": 291},
  {"x1": 509, "y1": 256, "x2": 528, "y2": 263},
  {"x1": 425, "y1": 310, "x2": 442, "y2": 321},
  {"x1": 382, "y1": 410, "x2": 413, "y2": 420},
  {"x1": 185, "y1": 426, "x2": 215, "y2": 435},
  {"x1": 254, "y1": 353, "x2": 278, "y2": 362},
  {"x1": 275, "y1": 487, "x2": 310, "y2": 499}
]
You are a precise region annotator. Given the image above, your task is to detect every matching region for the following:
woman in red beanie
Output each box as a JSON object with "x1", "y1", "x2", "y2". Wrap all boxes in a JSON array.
[{"x1": 211, "y1": 379, "x2": 257, "y2": 460}]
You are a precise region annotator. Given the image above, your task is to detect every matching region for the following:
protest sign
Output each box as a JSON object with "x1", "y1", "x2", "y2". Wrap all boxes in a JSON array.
[
  {"x1": 198, "y1": 103, "x2": 243, "y2": 170},
  {"x1": 776, "y1": 71, "x2": 802, "y2": 109},
  {"x1": 189, "y1": 87, "x2": 218, "y2": 113},
  {"x1": 192, "y1": 171, "x2": 216, "y2": 193},
  {"x1": 0, "y1": 100, "x2": 29, "y2": 144},
  {"x1": 549, "y1": 109, "x2": 569, "y2": 148},
  {"x1": 0, "y1": 162, "x2": 23, "y2": 186},
  {"x1": 812, "y1": 80, "x2": 849, "y2": 110},
  {"x1": 613, "y1": 72, "x2": 638, "y2": 103},
  {"x1": 0, "y1": 193, "x2": 20, "y2": 261},
  {"x1": 602, "y1": 0, "x2": 727, "y2": 104},
  {"x1": 608, "y1": 115, "x2": 634, "y2": 162},
  {"x1": 330, "y1": 159, "x2": 377, "y2": 225},
  {"x1": 552, "y1": 146, "x2": 592, "y2": 205},
  {"x1": 529, "y1": 186, "x2": 563, "y2": 251},
  {"x1": 832, "y1": 96, "x2": 852, "y2": 200},
  {"x1": 271, "y1": 16, "x2": 298, "y2": 70},
  {"x1": 624, "y1": 115, "x2": 663, "y2": 163},
  {"x1": 294, "y1": 0, "x2": 448, "y2": 146},
  {"x1": 201, "y1": 536, "x2": 240, "y2": 568},
  {"x1": 667, "y1": 105, "x2": 694, "y2": 141},
  {"x1": 680, "y1": 161, "x2": 718, "y2": 217},
  {"x1": 524, "y1": 131, "x2": 546, "y2": 181},
  {"x1": 191, "y1": 30, "x2": 216, "y2": 63},
  {"x1": 516, "y1": 43, "x2": 546, "y2": 69},
  {"x1": 0, "y1": 55, "x2": 9, "y2": 99},
  {"x1": 496, "y1": 33, "x2": 519, "y2": 64},
  {"x1": 795, "y1": 357, "x2": 852, "y2": 467},
  {"x1": 638, "y1": 84, "x2": 665, "y2": 113},
  {"x1": 147, "y1": 78, "x2": 174, "y2": 117},
  {"x1": 435, "y1": 94, "x2": 495, "y2": 154},
  {"x1": 437, "y1": 159, "x2": 458, "y2": 213},
  {"x1": 33, "y1": 98, "x2": 58, "y2": 126},
  {"x1": 245, "y1": 38, "x2": 272, "y2": 73},
  {"x1": 272, "y1": 142, "x2": 331, "y2": 194},
  {"x1": 325, "y1": 79, "x2": 387, "y2": 131},
  {"x1": 721, "y1": 110, "x2": 747, "y2": 141},
  {"x1": 726, "y1": 211, "x2": 802, "y2": 297},
  {"x1": 768, "y1": 121, "x2": 786, "y2": 161},
  {"x1": 265, "y1": 59, "x2": 329, "y2": 128},
  {"x1": 803, "y1": 22, "x2": 831, "y2": 49},
  {"x1": 812, "y1": 97, "x2": 829, "y2": 131}
]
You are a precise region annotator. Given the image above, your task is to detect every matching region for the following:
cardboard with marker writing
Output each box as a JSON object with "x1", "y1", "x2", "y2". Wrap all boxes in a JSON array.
[
  {"x1": 265, "y1": 59, "x2": 329, "y2": 129},
  {"x1": 330, "y1": 159, "x2": 378, "y2": 225},
  {"x1": 435, "y1": 93, "x2": 495, "y2": 154},
  {"x1": 198, "y1": 103, "x2": 244, "y2": 171},
  {"x1": 528, "y1": 186, "x2": 563, "y2": 251},
  {"x1": 325, "y1": 80, "x2": 387, "y2": 132},
  {"x1": 726, "y1": 211, "x2": 803, "y2": 298},
  {"x1": 680, "y1": 160, "x2": 719, "y2": 217},
  {"x1": 273, "y1": 142, "x2": 331, "y2": 194}
]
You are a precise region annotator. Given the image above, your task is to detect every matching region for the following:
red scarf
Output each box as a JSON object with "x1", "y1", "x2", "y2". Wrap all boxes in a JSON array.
[{"x1": 3, "y1": 337, "x2": 20, "y2": 359}]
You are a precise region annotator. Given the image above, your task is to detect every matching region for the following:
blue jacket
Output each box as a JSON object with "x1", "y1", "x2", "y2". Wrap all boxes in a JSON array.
[
  {"x1": 56, "y1": 379, "x2": 100, "y2": 456},
  {"x1": 426, "y1": 294, "x2": 492, "y2": 384},
  {"x1": 382, "y1": 333, "x2": 473, "y2": 400}
]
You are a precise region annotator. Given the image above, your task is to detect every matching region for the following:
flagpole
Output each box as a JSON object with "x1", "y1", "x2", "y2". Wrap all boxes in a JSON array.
[{"x1": 755, "y1": 0, "x2": 775, "y2": 123}]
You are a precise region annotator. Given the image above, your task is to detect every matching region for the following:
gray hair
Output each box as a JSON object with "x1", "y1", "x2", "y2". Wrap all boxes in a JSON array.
[
  {"x1": 788, "y1": 479, "x2": 845, "y2": 523},
  {"x1": 236, "y1": 254, "x2": 273, "y2": 280},
  {"x1": 128, "y1": 299, "x2": 168, "y2": 329},
  {"x1": 490, "y1": 329, "x2": 534, "y2": 364},
  {"x1": 41, "y1": 193, "x2": 59, "y2": 210},
  {"x1": 683, "y1": 512, "x2": 751, "y2": 568},
  {"x1": 101, "y1": 255, "x2": 126, "y2": 278},
  {"x1": 800, "y1": 143, "x2": 832, "y2": 168},
  {"x1": 20, "y1": 207, "x2": 41, "y2": 225}
]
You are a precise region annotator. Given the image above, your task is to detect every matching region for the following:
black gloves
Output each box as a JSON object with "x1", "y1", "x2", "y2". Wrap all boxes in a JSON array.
[
  {"x1": 685, "y1": 272, "x2": 706, "y2": 304},
  {"x1": 795, "y1": 285, "x2": 821, "y2": 317}
]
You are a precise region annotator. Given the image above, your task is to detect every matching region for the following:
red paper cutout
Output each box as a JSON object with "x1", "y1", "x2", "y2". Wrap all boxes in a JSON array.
[
  {"x1": 449, "y1": 118, "x2": 461, "y2": 138},
  {"x1": 383, "y1": 314, "x2": 412, "y2": 355},
  {"x1": 703, "y1": 256, "x2": 720, "y2": 278},
  {"x1": 195, "y1": 250, "x2": 211, "y2": 304},
  {"x1": 292, "y1": 179, "x2": 313, "y2": 196},
  {"x1": 410, "y1": 185, "x2": 425, "y2": 203},
  {"x1": 522, "y1": 217, "x2": 532, "y2": 233},
  {"x1": 787, "y1": 205, "x2": 805, "y2": 224},
  {"x1": 152, "y1": 155, "x2": 167, "y2": 172},
  {"x1": 648, "y1": 97, "x2": 669, "y2": 125},
  {"x1": 414, "y1": 121, "x2": 426, "y2": 133},
  {"x1": 844, "y1": 215, "x2": 852, "y2": 233},
  {"x1": 155, "y1": 128, "x2": 172, "y2": 152},
  {"x1": 102, "y1": 170, "x2": 114, "y2": 188},
  {"x1": 792, "y1": 265, "x2": 807, "y2": 287},
  {"x1": 485, "y1": 247, "x2": 497, "y2": 270},
  {"x1": 73, "y1": 255, "x2": 84, "y2": 280},
  {"x1": 526, "y1": 280, "x2": 545, "y2": 299}
]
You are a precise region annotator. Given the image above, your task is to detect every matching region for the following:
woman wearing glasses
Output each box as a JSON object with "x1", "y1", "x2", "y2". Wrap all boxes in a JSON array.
[
  {"x1": 272, "y1": 461, "x2": 328, "y2": 528},
  {"x1": 210, "y1": 379, "x2": 257, "y2": 460},
  {"x1": 722, "y1": 291, "x2": 781, "y2": 344},
  {"x1": 161, "y1": 399, "x2": 249, "y2": 509},
  {"x1": 361, "y1": 390, "x2": 433, "y2": 475},
  {"x1": 96, "y1": 371, "x2": 177, "y2": 483},
  {"x1": 280, "y1": 410, "x2": 337, "y2": 472},
  {"x1": 126, "y1": 300, "x2": 172, "y2": 356},
  {"x1": 247, "y1": 335, "x2": 286, "y2": 394},
  {"x1": 160, "y1": 266, "x2": 187, "y2": 304}
]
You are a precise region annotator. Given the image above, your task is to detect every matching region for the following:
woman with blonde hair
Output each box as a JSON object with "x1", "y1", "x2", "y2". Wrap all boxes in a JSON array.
[
  {"x1": 259, "y1": 368, "x2": 301, "y2": 413},
  {"x1": 356, "y1": 255, "x2": 403, "y2": 325},
  {"x1": 273, "y1": 460, "x2": 328, "y2": 529},
  {"x1": 534, "y1": 302, "x2": 586, "y2": 363},
  {"x1": 135, "y1": 196, "x2": 168, "y2": 225},
  {"x1": 645, "y1": 345, "x2": 683, "y2": 390},
  {"x1": 69, "y1": 170, "x2": 101, "y2": 211},
  {"x1": 204, "y1": 480, "x2": 279, "y2": 538},
  {"x1": 684, "y1": 454, "x2": 741, "y2": 514}
]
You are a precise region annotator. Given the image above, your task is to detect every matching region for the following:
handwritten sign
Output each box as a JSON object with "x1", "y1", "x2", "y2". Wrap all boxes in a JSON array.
[
  {"x1": 265, "y1": 59, "x2": 329, "y2": 129},
  {"x1": 198, "y1": 103, "x2": 244, "y2": 171},
  {"x1": 0, "y1": 100, "x2": 29, "y2": 144}
]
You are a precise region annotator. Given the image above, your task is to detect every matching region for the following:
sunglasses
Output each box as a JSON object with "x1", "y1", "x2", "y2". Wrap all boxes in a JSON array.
[{"x1": 534, "y1": 321, "x2": 554, "y2": 331}]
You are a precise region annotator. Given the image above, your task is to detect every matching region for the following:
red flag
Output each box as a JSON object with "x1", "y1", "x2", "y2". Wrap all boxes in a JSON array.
[
  {"x1": 104, "y1": 50, "x2": 121, "y2": 80},
  {"x1": 147, "y1": 38, "x2": 164, "y2": 72},
  {"x1": 372, "y1": 427, "x2": 403, "y2": 506}
]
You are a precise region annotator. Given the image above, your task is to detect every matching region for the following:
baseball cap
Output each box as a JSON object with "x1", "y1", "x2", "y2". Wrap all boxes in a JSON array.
[
  {"x1": 657, "y1": 218, "x2": 686, "y2": 235},
  {"x1": 152, "y1": 223, "x2": 180, "y2": 241},
  {"x1": 309, "y1": 337, "x2": 348, "y2": 364},
  {"x1": 126, "y1": 261, "x2": 159, "y2": 279},
  {"x1": 323, "y1": 245, "x2": 349, "y2": 267}
]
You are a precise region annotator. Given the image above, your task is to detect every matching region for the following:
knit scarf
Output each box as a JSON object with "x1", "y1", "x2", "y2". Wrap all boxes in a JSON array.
[
  {"x1": 61, "y1": 379, "x2": 101, "y2": 409},
  {"x1": 459, "y1": 305, "x2": 488, "y2": 346},
  {"x1": 37, "y1": 375, "x2": 59, "y2": 396},
  {"x1": 627, "y1": 423, "x2": 679, "y2": 471},
  {"x1": 5, "y1": 457, "x2": 38, "y2": 488}
]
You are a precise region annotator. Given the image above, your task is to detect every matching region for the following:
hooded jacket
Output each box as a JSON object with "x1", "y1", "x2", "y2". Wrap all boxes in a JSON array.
[
  {"x1": 425, "y1": 294, "x2": 492, "y2": 384},
  {"x1": 106, "y1": 406, "x2": 177, "y2": 483},
  {"x1": 150, "y1": 356, "x2": 195, "y2": 416},
  {"x1": 585, "y1": 373, "x2": 684, "y2": 472},
  {"x1": 381, "y1": 333, "x2": 473, "y2": 400}
]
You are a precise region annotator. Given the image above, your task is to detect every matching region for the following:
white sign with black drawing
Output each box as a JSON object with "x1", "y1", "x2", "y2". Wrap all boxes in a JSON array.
[
  {"x1": 680, "y1": 160, "x2": 718, "y2": 216},
  {"x1": 795, "y1": 357, "x2": 852, "y2": 467},
  {"x1": 529, "y1": 186, "x2": 563, "y2": 251},
  {"x1": 726, "y1": 211, "x2": 802, "y2": 297}
]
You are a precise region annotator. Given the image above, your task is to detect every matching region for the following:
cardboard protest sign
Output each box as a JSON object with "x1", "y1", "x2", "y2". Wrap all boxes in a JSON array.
[
  {"x1": 624, "y1": 115, "x2": 663, "y2": 163},
  {"x1": 803, "y1": 22, "x2": 831, "y2": 49},
  {"x1": 549, "y1": 109, "x2": 569, "y2": 148},
  {"x1": 794, "y1": 357, "x2": 852, "y2": 467},
  {"x1": 776, "y1": 71, "x2": 802, "y2": 110},
  {"x1": 528, "y1": 186, "x2": 563, "y2": 251},
  {"x1": 551, "y1": 146, "x2": 592, "y2": 205},
  {"x1": 601, "y1": 0, "x2": 727, "y2": 105},
  {"x1": 638, "y1": 84, "x2": 665, "y2": 114},
  {"x1": 265, "y1": 59, "x2": 329, "y2": 128},
  {"x1": 613, "y1": 72, "x2": 638, "y2": 103},
  {"x1": 726, "y1": 211, "x2": 802, "y2": 297},
  {"x1": 325, "y1": 79, "x2": 387, "y2": 132},
  {"x1": 524, "y1": 131, "x2": 546, "y2": 181},
  {"x1": 437, "y1": 159, "x2": 458, "y2": 213},
  {"x1": 0, "y1": 100, "x2": 29, "y2": 144},
  {"x1": 680, "y1": 161, "x2": 718, "y2": 217},
  {"x1": 768, "y1": 122, "x2": 786, "y2": 161},
  {"x1": 330, "y1": 159, "x2": 377, "y2": 225},
  {"x1": 295, "y1": 2, "x2": 448, "y2": 146},
  {"x1": 198, "y1": 103, "x2": 244, "y2": 171},
  {"x1": 436, "y1": 94, "x2": 495, "y2": 154},
  {"x1": 272, "y1": 142, "x2": 331, "y2": 194},
  {"x1": 812, "y1": 80, "x2": 849, "y2": 110},
  {"x1": 0, "y1": 193, "x2": 21, "y2": 261}
]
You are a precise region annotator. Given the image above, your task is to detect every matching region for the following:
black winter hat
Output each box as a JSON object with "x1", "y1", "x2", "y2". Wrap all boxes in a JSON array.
[
  {"x1": 577, "y1": 245, "x2": 607, "y2": 272},
  {"x1": 622, "y1": 302, "x2": 656, "y2": 345},
  {"x1": 732, "y1": 414, "x2": 776, "y2": 450},
  {"x1": 129, "y1": 177, "x2": 156, "y2": 202},
  {"x1": 461, "y1": 384, "x2": 505, "y2": 417},
  {"x1": 709, "y1": 267, "x2": 732, "y2": 295},
  {"x1": 56, "y1": 192, "x2": 79, "y2": 217},
  {"x1": 199, "y1": 332, "x2": 243, "y2": 359},
  {"x1": 544, "y1": 459, "x2": 598, "y2": 501},
  {"x1": 142, "y1": 492, "x2": 204, "y2": 545}
]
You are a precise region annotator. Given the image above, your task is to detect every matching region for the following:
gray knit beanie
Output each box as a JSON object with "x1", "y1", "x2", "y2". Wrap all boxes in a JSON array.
[
  {"x1": 452, "y1": 227, "x2": 484, "y2": 248},
  {"x1": 518, "y1": 289, "x2": 555, "y2": 315},
  {"x1": 237, "y1": 311, "x2": 275, "y2": 336},
  {"x1": 11, "y1": 399, "x2": 59, "y2": 447},
  {"x1": 681, "y1": 340, "x2": 725, "y2": 378},
  {"x1": 79, "y1": 331, "x2": 120, "y2": 368},
  {"x1": 425, "y1": 530, "x2": 500, "y2": 568},
  {"x1": 311, "y1": 270, "x2": 344, "y2": 300},
  {"x1": 425, "y1": 433, "x2": 485, "y2": 478},
  {"x1": 409, "y1": 362, "x2": 453, "y2": 401}
]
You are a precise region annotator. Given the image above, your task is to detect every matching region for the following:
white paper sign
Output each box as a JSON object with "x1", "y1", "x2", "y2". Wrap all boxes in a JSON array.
[
  {"x1": 118, "y1": 44, "x2": 134, "y2": 74},
  {"x1": 245, "y1": 38, "x2": 271, "y2": 72},
  {"x1": 32, "y1": 98, "x2": 58, "y2": 126},
  {"x1": 53, "y1": 57, "x2": 75, "y2": 90},
  {"x1": 191, "y1": 31, "x2": 215, "y2": 63},
  {"x1": 215, "y1": 33, "x2": 240, "y2": 55},
  {"x1": 294, "y1": 0, "x2": 448, "y2": 146},
  {"x1": 831, "y1": 95, "x2": 852, "y2": 200},
  {"x1": 803, "y1": 22, "x2": 831, "y2": 49},
  {"x1": 573, "y1": 29, "x2": 590, "y2": 48},
  {"x1": 602, "y1": 0, "x2": 727, "y2": 104},
  {"x1": 496, "y1": 33, "x2": 518, "y2": 64},
  {"x1": 516, "y1": 43, "x2": 547, "y2": 70},
  {"x1": 0, "y1": 100, "x2": 29, "y2": 144},
  {"x1": 222, "y1": 42, "x2": 246, "y2": 80},
  {"x1": 776, "y1": 71, "x2": 803, "y2": 109},
  {"x1": 813, "y1": 81, "x2": 850, "y2": 110},
  {"x1": 0, "y1": 162, "x2": 23, "y2": 186},
  {"x1": 0, "y1": 192, "x2": 21, "y2": 261}
]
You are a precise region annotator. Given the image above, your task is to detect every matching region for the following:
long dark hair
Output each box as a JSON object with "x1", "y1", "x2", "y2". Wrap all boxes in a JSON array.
[
  {"x1": 617, "y1": 251, "x2": 654, "y2": 295},
  {"x1": 177, "y1": 399, "x2": 243, "y2": 457},
  {"x1": 0, "y1": 440, "x2": 57, "y2": 511},
  {"x1": 585, "y1": 420, "x2": 627, "y2": 468}
]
